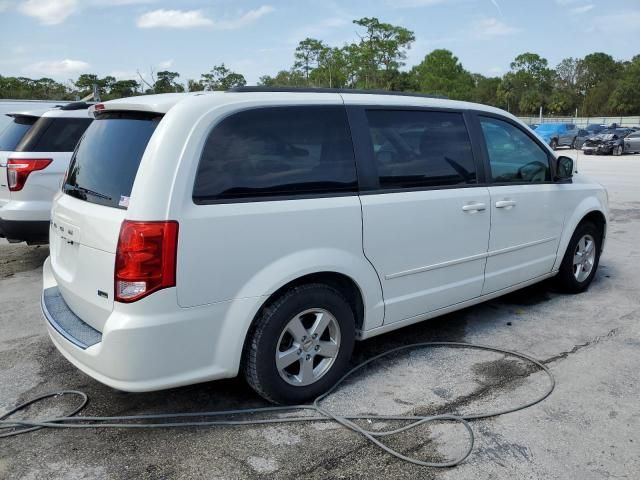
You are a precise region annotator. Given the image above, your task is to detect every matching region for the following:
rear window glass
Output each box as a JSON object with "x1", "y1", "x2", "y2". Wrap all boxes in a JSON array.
[
  {"x1": 193, "y1": 106, "x2": 357, "y2": 202},
  {"x1": 63, "y1": 112, "x2": 161, "y2": 209},
  {"x1": 0, "y1": 116, "x2": 37, "y2": 151},
  {"x1": 16, "y1": 117, "x2": 92, "y2": 152}
]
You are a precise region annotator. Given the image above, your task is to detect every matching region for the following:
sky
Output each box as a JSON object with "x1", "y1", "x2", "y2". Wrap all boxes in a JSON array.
[{"x1": 0, "y1": 0, "x2": 639, "y2": 86}]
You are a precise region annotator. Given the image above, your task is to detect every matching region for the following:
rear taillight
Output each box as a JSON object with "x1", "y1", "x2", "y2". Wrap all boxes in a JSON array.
[
  {"x1": 115, "y1": 220, "x2": 179, "y2": 303},
  {"x1": 7, "y1": 158, "x2": 52, "y2": 191}
]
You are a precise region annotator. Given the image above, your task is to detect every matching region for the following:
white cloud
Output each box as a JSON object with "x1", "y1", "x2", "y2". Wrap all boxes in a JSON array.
[
  {"x1": 158, "y1": 59, "x2": 173, "y2": 69},
  {"x1": 213, "y1": 5, "x2": 274, "y2": 30},
  {"x1": 137, "y1": 6, "x2": 273, "y2": 30},
  {"x1": 587, "y1": 11, "x2": 640, "y2": 32},
  {"x1": 25, "y1": 59, "x2": 90, "y2": 75},
  {"x1": 474, "y1": 17, "x2": 519, "y2": 37},
  {"x1": 92, "y1": 0, "x2": 155, "y2": 5},
  {"x1": 389, "y1": 0, "x2": 448, "y2": 7},
  {"x1": 136, "y1": 9, "x2": 213, "y2": 28},
  {"x1": 18, "y1": 0, "x2": 78, "y2": 25},
  {"x1": 570, "y1": 4, "x2": 594, "y2": 14}
]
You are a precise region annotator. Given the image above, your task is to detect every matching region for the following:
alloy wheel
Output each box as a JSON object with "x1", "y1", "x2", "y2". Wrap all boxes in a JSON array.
[
  {"x1": 573, "y1": 234, "x2": 596, "y2": 282},
  {"x1": 275, "y1": 308, "x2": 341, "y2": 386}
]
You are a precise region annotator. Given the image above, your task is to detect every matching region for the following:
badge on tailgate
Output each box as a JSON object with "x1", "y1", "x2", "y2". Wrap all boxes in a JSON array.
[{"x1": 51, "y1": 217, "x2": 81, "y2": 245}]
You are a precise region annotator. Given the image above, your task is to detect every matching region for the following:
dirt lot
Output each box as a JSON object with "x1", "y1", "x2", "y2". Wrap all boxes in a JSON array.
[{"x1": 1, "y1": 152, "x2": 639, "y2": 480}]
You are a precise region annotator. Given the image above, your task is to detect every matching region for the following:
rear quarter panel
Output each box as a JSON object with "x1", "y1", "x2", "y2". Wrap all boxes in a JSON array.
[{"x1": 128, "y1": 96, "x2": 385, "y2": 332}]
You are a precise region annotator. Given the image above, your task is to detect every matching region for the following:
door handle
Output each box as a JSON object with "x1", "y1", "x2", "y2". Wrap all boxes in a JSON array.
[
  {"x1": 462, "y1": 202, "x2": 486, "y2": 212},
  {"x1": 495, "y1": 200, "x2": 516, "y2": 208}
]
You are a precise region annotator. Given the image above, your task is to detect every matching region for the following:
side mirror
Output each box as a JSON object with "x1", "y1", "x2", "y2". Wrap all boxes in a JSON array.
[{"x1": 554, "y1": 156, "x2": 573, "y2": 182}]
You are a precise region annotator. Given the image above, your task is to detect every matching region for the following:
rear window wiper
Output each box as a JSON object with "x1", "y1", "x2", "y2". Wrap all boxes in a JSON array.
[{"x1": 65, "y1": 185, "x2": 112, "y2": 201}]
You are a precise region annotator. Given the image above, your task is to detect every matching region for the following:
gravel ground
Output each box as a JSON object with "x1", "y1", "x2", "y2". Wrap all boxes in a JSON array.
[{"x1": 1, "y1": 151, "x2": 639, "y2": 479}]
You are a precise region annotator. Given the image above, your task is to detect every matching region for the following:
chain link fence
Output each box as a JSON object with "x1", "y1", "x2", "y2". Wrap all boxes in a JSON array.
[{"x1": 518, "y1": 115, "x2": 640, "y2": 128}]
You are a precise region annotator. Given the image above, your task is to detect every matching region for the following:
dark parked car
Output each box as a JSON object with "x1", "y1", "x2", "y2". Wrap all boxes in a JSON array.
[
  {"x1": 623, "y1": 130, "x2": 640, "y2": 153},
  {"x1": 582, "y1": 128, "x2": 635, "y2": 155},
  {"x1": 573, "y1": 129, "x2": 592, "y2": 150},
  {"x1": 585, "y1": 124, "x2": 606, "y2": 135}
]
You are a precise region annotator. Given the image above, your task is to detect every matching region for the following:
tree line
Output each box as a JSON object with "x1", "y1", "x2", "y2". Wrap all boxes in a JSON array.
[{"x1": 1, "y1": 17, "x2": 638, "y2": 116}]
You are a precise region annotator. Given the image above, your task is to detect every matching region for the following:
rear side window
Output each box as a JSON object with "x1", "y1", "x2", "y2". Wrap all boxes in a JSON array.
[
  {"x1": 193, "y1": 106, "x2": 357, "y2": 202},
  {"x1": 365, "y1": 109, "x2": 477, "y2": 189},
  {"x1": 16, "y1": 117, "x2": 92, "y2": 152},
  {"x1": 63, "y1": 112, "x2": 161, "y2": 209},
  {"x1": 0, "y1": 116, "x2": 37, "y2": 151},
  {"x1": 480, "y1": 117, "x2": 550, "y2": 183}
]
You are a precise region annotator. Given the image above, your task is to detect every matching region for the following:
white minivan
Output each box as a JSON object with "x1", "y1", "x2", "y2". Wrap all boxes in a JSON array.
[{"x1": 42, "y1": 89, "x2": 608, "y2": 403}]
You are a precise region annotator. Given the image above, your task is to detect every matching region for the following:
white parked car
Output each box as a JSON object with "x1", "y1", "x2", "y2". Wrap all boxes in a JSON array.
[
  {"x1": 42, "y1": 89, "x2": 608, "y2": 404},
  {"x1": 0, "y1": 102, "x2": 93, "y2": 243}
]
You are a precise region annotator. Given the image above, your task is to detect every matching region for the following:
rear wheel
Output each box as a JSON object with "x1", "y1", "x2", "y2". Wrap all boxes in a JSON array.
[
  {"x1": 571, "y1": 137, "x2": 577, "y2": 149},
  {"x1": 550, "y1": 138, "x2": 558, "y2": 150},
  {"x1": 242, "y1": 283, "x2": 355, "y2": 404},
  {"x1": 555, "y1": 221, "x2": 602, "y2": 293}
]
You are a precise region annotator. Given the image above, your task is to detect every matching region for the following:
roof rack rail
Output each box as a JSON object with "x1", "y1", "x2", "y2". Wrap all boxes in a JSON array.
[
  {"x1": 227, "y1": 86, "x2": 447, "y2": 99},
  {"x1": 59, "y1": 101, "x2": 94, "y2": 111}
]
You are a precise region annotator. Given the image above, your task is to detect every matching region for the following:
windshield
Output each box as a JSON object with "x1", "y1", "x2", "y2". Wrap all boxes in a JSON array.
[
  {"x1": 63, "y1": 112, "x2": 162, "y2": 209},
  {"x1": 0, "y1": 115, "x2": 37, "y2": 151}
]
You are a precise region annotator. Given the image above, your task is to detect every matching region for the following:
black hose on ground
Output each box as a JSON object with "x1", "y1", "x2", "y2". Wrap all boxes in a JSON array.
[{"x1": 0, "y1": 342, "x2": 555, "y2": 468}]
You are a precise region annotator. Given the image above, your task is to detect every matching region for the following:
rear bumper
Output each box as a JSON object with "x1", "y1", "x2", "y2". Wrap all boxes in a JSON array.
[
  {"x1": 42, "y1": 257, "x2": 264, "y2": 392},
  {"x1": 0, "y1": 218, "x2": 49, "y2": 243}
]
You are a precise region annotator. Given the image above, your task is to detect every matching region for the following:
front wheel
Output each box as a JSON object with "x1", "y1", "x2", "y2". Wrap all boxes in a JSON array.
[
  {"x1": 613, "y1": 145, "x2": 623, "y2": 156},
  {"x1": 550, "y1": 138, "x2": 558, "y2": 150},
  {"x1": 242, "y1": 284, "x2": 355, "y2": 404},
  {"x1": 555, "y1": 221, "x2": 602, "y2": 293},
  {"x1": 571, "y1": 137, "x2": 577, "y2": 149}
]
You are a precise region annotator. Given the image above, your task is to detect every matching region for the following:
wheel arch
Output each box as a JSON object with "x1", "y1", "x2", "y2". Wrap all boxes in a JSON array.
[
  {"x1": 553, "y1": 200, "x2": 607, "y2": 271},
  {"x1": 238, "y1": 271, "x2": 373, "y2": 376}
]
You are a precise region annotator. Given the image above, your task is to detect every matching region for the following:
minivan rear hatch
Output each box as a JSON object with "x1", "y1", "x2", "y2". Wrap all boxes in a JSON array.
[{"x1": 51, "y1": 111, "x2": 162, "y2": 331}]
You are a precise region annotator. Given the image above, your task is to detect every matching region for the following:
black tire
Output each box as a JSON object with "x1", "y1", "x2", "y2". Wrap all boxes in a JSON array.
[
  {"x1": 554, "y1": 221, "x2": 602, "y2": 293},
  {"x1": 242, "y1": 283, "x2": 356, "y2": 404},
  {"x1": 613, "y1": 145, "x2": 623, "y2": 156},
  {"x1": 570, "y1": 137, "x2": 577, "y2": 149},
  {"x1": 550, "y1": 138, "x2": 558, "y2": 150}
]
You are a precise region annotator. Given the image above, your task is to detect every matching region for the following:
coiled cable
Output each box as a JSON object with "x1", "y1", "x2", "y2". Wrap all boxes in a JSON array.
[{"x1": 0, "y1": 341, "x2": 554, "y2": 468}]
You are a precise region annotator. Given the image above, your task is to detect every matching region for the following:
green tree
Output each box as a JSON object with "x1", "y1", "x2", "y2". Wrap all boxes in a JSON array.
[
  {"x1": 607, "y1": 55, "x2": 640, "y2": 114},
  {"x1": 312, "y1": 47, "x2": 349, "y2": 88},
  {"x1": 498, "y1": 52, "x2": 553, "y2": 114},
  {"x1": 348, "y1": 17, "x2": 415, "y2": 89},
  {"x1": 258, "y1": 70, "x2": 305, "y2": 87},
  {"x1": 577, "y1": 53, "x2": 621, "y2": 115},
  {"x1": 551, "y1": 57, "x2": 582, "y2": 115},
  {"x1": 0, "y1": 75, "x2": 71, "y2": 100},
  {"x1": 294, "y1": 38, "x2": 326, "y2": 85},
  {"x1": 188, "y1": 79, "x2": 205, "y2": 92},
  {"x1": 471, "y1": 74, "x2": 501, "y2": 106},
  {"x1": 74, "y1": 74, "x2": 116, "y2": 99},
  {"x1": 410, "y1": 49, "x2": 474, "y2": 99},
  {"x1": 199, "y1": 64, "x2": 246, "y2": 90},
  {"x1": 108, "y1": 80, "x2": 140, "y2": 99},
  {"x1": 153, "y1": 71, "x2": 184, "y2": 93}
]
